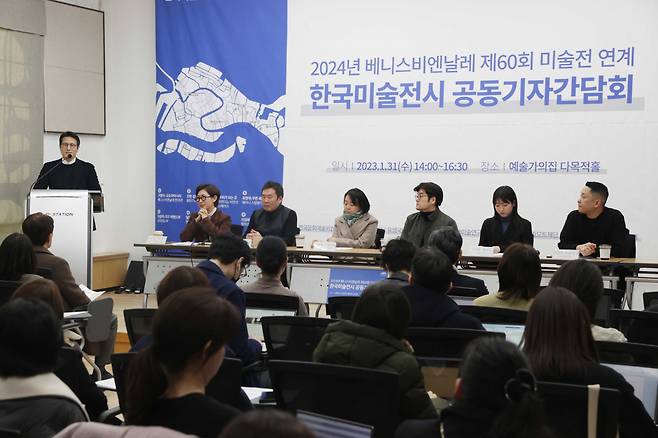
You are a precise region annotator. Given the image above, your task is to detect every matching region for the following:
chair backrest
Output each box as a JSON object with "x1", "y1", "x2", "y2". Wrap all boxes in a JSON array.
[
  {"x1": 230, "y1": 224, "x2": 244, "y2": 237},
  {"x1": 447, "y1": 286, "x2": 483, "y2": 298},
  {"x1": 269, "y1": 360, "x2": 400, "y2": 438},
  {"x1": 123, "y1": 308, "x2": 157, "y2": 347},
  {"x1": 0, "y1": 280, "x2": 22, "y2": 307},
  {"x1": 110, "y1": 352, "x2": 136, "y2": 413},
  {"x1": 594, "y1": 288, "x2": 624, "y2": 327},
  {"x1": 458, "y1": 305, "x2": 527, "y2": 324},
  {"x1": 620, "y1": 309, "x2": 658, "y2": 347},
  {"x1": 406, "y1": 327, "x2": 504, "y2": 358},
  {"x1": 205, "y1": 357, "x2": 251, "y2": 411},
  {"x1": 538, "y1": 381, "x2": 620, "y2": 438},
  {"x1": 624, "y1": 233, "x2": 636, "y2": 258},
  {"x1": 261, "y1": 316, "x2": 335, "y2": 361},
  {"x1": 326, "y1": 296, "x2": 360, "y2": 320},
  {"x1": 374, "y1": 228, "x2": 385, "y2": 249},
  {"x1": 643, "y1": 292, "x2": 658, "y2": 311},
  {"x1": 596, "y1": 340, "x2": 658, "y2": 368},
  {"x1": 85, "y1": 297, "x2": 114, "y2": 342}
]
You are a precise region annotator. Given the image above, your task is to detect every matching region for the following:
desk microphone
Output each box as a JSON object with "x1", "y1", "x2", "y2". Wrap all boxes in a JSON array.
[{"x1": 27, "y1": 154, "x2": 71, "y2": 194}]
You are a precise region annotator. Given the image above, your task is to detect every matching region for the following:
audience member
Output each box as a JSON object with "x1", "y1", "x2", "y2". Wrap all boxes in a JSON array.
[
  {"x1": 401, "y1": 182, "x2": 458, "y2": 247},
  {"x1": 378, "y1": 238, "x2": 416, "y2": 287},
  {"x1": 428, "y1": 227, "x2": 488, "y2": 296},
  {"x1": 242, "y1": 236, "x2": 307, "y2": 315},
  {"x1": 402, "y1": 248, "x2": 483, "y2": 330},
  {"x1": 219, "y1": 409, "x2": 314, "y2": 438},
  {"x1": 179, "y1": 183, "x2": 231, "y2": 242},
  {"x1": 22, "y1": 212, "x2": 118, "y2": 378},
  {"x1": 473, "y1": 243, "x2": 540, "y2": 311},
  {"x1": 0, "y1": 298, "x2": 88, "y2": 436},
  {"x1": 479, "y1": 185, "x2": 534, "y2": 252},
  {"x1": 197, "y1": 234, "x2": 261, "y2": 364},
  {"x1": 12, "y1": 279, "x2": 108, "y2": 420},
  {"x1": 549, "y1": 259, "x2": 626, "y2": 342},
  {"x1": 327, "y1": 188, "x2": 379, "y2": 248},
  {"x1": 0, "y1": 232, "x2": 41, "y2": 283},
  {"x1": 126, "y1": 288, "x2": 241, "y2": 437},
  {"x1": 314, "y1": 282, "x2": 437, "y2": 420},
  {"x1": 396, "y1": 337, "x2": 550, "y2": 438},
  {"x1": 523, "y1": 286, "x2": 657, "y2": 437}
]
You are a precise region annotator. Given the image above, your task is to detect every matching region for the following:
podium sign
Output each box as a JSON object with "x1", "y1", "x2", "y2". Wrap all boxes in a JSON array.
[{"x1": 27, "y1": 190, "x2": 92, "y2": 287}]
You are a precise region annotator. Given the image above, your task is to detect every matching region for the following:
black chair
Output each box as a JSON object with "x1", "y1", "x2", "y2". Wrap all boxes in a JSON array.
[
  {"x1": 406, "y1": 327, "x2": 503, "y2": 358},
  {"x1": 596, "y1": 340, "x2": 658, "y2": 368},
  {"x1": 447, "y1": 286, "x2": 483, "y2": 298},
  {"x1": 123, "y1": 308, "x2": 157, "y2": 347},
  {"x1": 261, "y1": 316, "x2": 335, "y2": 361},
  {"x1": 327, "y1": 296, "x2": 359, "y2": 320},
  {"x1": 642, "y1": 292, "x2": 658, "y2": 310},
  {"x1": 624, "y1": 233, "x2": 636, "y2": 258},
  {"x1": 245, "y1": 293, "x2": 300, "y2": 314},
  {"x1": 538, "y1": 381, "x2": 620, "y2": 438},
  {"x1": 0, "y1": 280, "x2": 21, "y2": 306},
  {"x1": 458, "y1": 305, "x2": 527, "y2": 324},
  {"x1": 110, "y1": 352, "x2": 135, "y2": 413},
  {"x1": 269, "y1": 360, "x2": 400, "y2": 438},
  {"x1": 230, "y1": 224, "x2": 244, "y2": 237},
  {"x1": 374, "y1": 228, "x2": 385, "y2": 249},
  {"x1": 594, "y1": 288, "x2": 625, "y2": 327}
]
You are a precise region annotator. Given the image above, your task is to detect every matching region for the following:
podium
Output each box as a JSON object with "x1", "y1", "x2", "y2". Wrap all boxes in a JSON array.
[{"x1": 26, "y1": 190, "x2": 97, "y2": 287}]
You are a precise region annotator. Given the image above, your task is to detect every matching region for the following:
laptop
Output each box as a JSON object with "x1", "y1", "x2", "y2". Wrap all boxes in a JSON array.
[
  {"x1": 297, "y1": 410, "x2": 373, "y2": 438},
  {"x1": 416, "y1": 357, "x2": 462, "y2": 399},
  {"x1": 604, "y1": 362, "x2": 658, "y2": 421},
  {"x1": 482, "y1": 323, "x2": 525, "y2": 346}
]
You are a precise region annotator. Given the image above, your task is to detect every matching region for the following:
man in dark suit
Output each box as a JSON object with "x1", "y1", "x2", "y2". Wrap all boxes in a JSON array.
[
  {"x1": 428, "y1": 227, "x2": 488, "y2": 297},
  {"x1": 402, "y1": 248, "x2": 483, "y2": 330},
  {"x1": 22, "y1": 212, "x2": 116, "y2": 379}
]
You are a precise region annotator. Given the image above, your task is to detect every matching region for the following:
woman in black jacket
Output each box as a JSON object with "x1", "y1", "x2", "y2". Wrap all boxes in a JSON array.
[{"x1": 479, "y1": 186, "x2": 533, "y2": 252}]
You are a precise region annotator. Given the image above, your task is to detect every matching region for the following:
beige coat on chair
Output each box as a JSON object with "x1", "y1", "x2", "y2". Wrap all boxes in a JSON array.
[{"x1": 329, "y1": 213, "x2": 379, "y2": 248}]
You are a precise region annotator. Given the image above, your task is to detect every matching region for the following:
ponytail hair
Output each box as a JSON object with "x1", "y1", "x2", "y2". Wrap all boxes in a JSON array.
[
  {"x1": 458, "y1": 337, "x2": 548, "y2": 438},
  {"x1": 125, "y1": 287, "x2": 239, "y2": 424}
]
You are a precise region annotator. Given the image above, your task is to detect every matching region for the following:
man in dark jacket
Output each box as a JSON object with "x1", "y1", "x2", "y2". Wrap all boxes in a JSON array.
[
  {"x1": 428, "y1": 227, "x2": 488, "y2": 297},
  {"x1": 400, "y1": 182, "x2": 458, "y2": 248},
  {"x1": 403, "y1": 248, "x2": 484, "y2": 330},
  {"x1": 196, "y1": 233, "x2": 262, "y2": 365}
]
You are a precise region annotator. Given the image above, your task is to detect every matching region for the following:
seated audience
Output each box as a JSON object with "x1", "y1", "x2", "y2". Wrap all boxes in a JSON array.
[
  {"x1": 396, "y1": 337, "x2": 550, "y2": 438},
  {"x1": 428, "y1": 227, "x2": 488, "y2": 296},
  {"x1": 245, "y1": 181, "x2": 298, "y2": 246},
  {"x1": 0, "y1": 232, "x2": 41, "y2": 283},
  {"x1": 327, "y1": 188, "x2": 379, "y2": 248},
  {"x1": 473, "y1": 243, "x2": 540, "y2": 311},
  {"x1": 242, "y1": 236, "x2": 308, "y2": 315},
  {"x1": 0, "y1": 298, "x2": 88, "y2": 436},
  {"x1": 378, "y1": 238, "x2": 416, "y2": 287},
  {"x1": 11, "y1": 279, "x2": 108, "y2": 421},
  {"x1": 549, "y1": 259, "x2": 626, "y2": 342},
  {"x1": 314, "y1": 283, "x2": 437, "y2": 420},
  {"x1": 403, "y1": 248, "x2": 484, "y2": 329},
  {"x1": 22, "y1": 212, "x2": 117, "y2": 377},
  {"x1": 196, "y1": 233, "x2": 261, "y2": 364},
  {"x1": 180, "y1": 183, "x2": 231, "y2": 242},
  {"x1": 126, "y1": 289, "x2": 241, "y2": 437},
  {"x1": 220, "y1": 409, "x2": 314, "y2": 438},
  {"x1": 523, "y1": 286, "x2": 657, "y2": 437},
  {"x1": 479, "y1": 186, "x2": 533, "y2": 252}
]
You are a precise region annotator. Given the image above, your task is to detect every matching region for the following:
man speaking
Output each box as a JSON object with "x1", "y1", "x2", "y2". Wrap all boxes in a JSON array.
[{"x1": 34, "y1": 131, "x2": 101, "y2": 191}]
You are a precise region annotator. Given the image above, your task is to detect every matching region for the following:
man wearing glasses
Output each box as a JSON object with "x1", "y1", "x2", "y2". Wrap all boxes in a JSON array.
[
  {"x1": 33, "y1": 131, "x2": 101, "y2": 191},
  {"x1": 245, "y1": 181, "x2": 298, "y2": 246},
  {"x1": 400, "y1": 182, "x2": 458, "y2": 247},
  {"x1": 179, "y1": 183, "x2": 231, "y2": 242}
]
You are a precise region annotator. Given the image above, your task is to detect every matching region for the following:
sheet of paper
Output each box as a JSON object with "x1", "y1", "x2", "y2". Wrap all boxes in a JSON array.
[
  {"x1": 96, "y1": 378, "x2": 116, "y2": 391},
  {"x1": 63, "y1": 311, "x2": 91, "y2": 320},
  {"x1": 78, "y1": 284, "x2": 105, "y2": 302}
]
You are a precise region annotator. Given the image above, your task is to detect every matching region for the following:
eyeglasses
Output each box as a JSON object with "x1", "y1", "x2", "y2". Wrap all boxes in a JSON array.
[
  {"x1": 60, "y1": 142, "x2": 78, "y2": 148},
  {"x1": 194, "y1": 195, "x2": 211, "y2": 202},
  {"x1": 415, "y1": 193, "x2": 428, "y2": 200}
]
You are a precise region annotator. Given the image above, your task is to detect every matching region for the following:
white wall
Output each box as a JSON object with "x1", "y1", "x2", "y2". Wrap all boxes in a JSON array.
[{"x1": 43, "y1": 0, "x2": 155, "y2": 260}]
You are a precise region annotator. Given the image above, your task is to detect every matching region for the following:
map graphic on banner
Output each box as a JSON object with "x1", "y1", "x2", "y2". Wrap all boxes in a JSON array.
[{"x1": 155, "y1": 0, "x2": 287, "y2": 239}]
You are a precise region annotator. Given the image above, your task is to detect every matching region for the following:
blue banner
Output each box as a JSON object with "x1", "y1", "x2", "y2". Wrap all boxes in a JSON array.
[
  {"x1": 155, "y1": 0, "x2": 287, "y2": 239},
  {"x1": 327, "y1": 268, "x2": 387, "y2": 298}
]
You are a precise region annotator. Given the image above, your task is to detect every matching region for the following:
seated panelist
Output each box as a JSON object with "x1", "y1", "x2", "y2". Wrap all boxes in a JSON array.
[
  {"x1": 479, "y1": 186, "x2": 533, "y2": 253},
  {"x1": 180, "y1": 183, "x2": 231, "y2": 242},
  {"x1": 327, "y1": 188, "x2": 378, "y2": 248}
]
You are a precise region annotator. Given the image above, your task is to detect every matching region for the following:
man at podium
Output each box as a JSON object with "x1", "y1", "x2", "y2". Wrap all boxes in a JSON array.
[{"x1": 33, "y1": 131, "x2": 101, "y2": 191}]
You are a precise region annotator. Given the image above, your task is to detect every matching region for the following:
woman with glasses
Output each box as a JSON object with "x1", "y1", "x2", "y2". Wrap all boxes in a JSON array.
[
  {"x1": 478, "y1": 186, "x2": 533, "y2": 253},
  {"x1": 327, "y1": 188, "x2": 379, "y2": 248},
  {"x1": 180, "y1": 183, "x2": 232, "y2": 242}
]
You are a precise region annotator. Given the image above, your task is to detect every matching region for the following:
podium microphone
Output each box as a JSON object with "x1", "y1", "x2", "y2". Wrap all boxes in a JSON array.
[{"x1": 28, "y1": 155, "x2": 70, "y2": 193}]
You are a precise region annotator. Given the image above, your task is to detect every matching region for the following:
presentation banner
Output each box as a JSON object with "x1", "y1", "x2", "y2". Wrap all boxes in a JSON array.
[{"x1": 327, "y1": 268, "x2": 387, "y2": 298}]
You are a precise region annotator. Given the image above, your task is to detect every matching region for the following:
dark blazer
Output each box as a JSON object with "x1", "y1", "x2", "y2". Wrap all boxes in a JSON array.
[
  {"x1": 402, "y1": 284, "x2": 484, "y2": 330},
  {"x1": 180, "y1": 209, "x2": 231, "y2": 242},
  {"x1": 33, "y1": 246, "x2": 90, "y2": 312},
  {"x1": 451, "y1": 271, "x2": 488, "y2": 297},
  {"x1": 478, "y1": 215, "x2": 533, "y2": 252}
]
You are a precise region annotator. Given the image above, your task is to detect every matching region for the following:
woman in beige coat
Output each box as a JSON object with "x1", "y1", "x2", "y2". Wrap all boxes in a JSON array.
[{"x1": 328, "y1": 188, "x2": 379, "y2": 248}]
